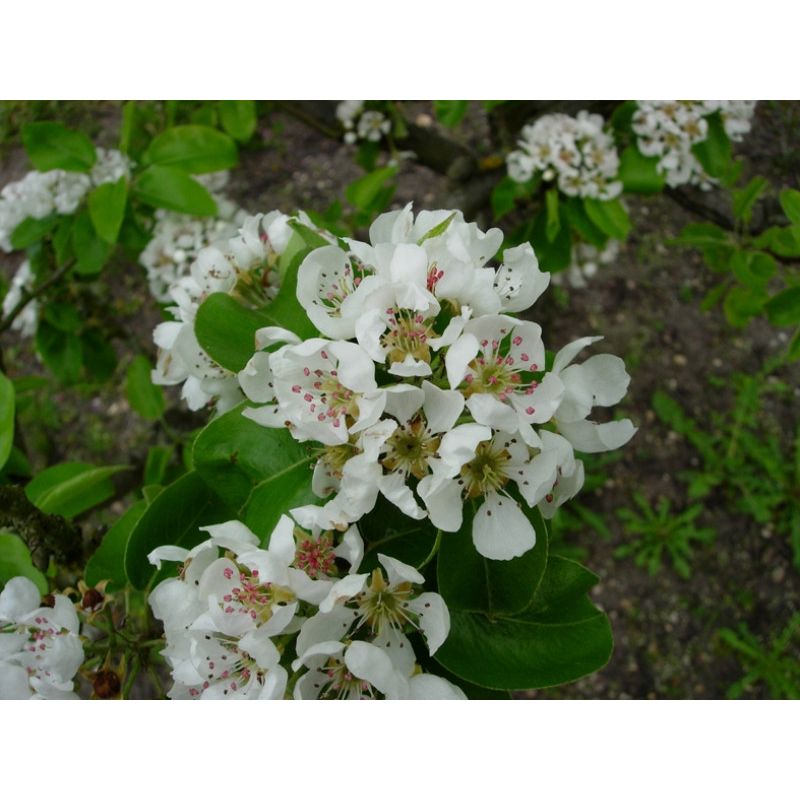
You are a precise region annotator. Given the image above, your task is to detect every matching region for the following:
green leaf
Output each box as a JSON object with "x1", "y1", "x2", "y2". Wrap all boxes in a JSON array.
[
  {"x1": 193, "y1": 403, "x2": 314, "y2": 513},
  {"x1": 562, "y1": 197, "x2": 608, "y2": 248},
  {"x1": 84, "y1": 500, "x2": 147, "y2": 591},
  {"x1": 52, "y1": 217, "x2": 74, "y2": 266},
  {"x1": 144, "y1": 445, "x2": 174, "y2": 487},
  {"x1": 218, "y1": 101, "x2": 257, "y2": 142},
  {"x1": 732, "y1": 177, "x2": 768, "y2": 224},
  {"x1": 124, "y1": 471, "x2": 233, "y2": 589},
  {"x1": 119, "y1": 101, "x2": 137, "y2": 155},
  {"x1": 433, "y1": 100, "x2": 469, "y2": 128},
  {"x1": 723, "y1": 286, "x2": 765, "y2": 327},
  {"x1": 417, "y1": 212, "x2": 458, "y2": 244},
  {"x1": 35, "y1": 321, "x2": 82, "y2": 384},
  {"x1": 243, "y1": 470, "x2": 318, "y2": 544},
  {"x1": 125, "y1": 355, "x2": 165, "y2": 420},
  {"x1": 21, "y1": 121, "x2": 96, "y2": 173},
  {"x1": 691, "y1": 111, "x2": 732, "y2": 180},
  {"x1": 0, "y1": 532, "x2": 47, "y2": 593},
  {"x1": 10, "y1": 214, "x2": 59, "y2": 250},
  {"x1": 730, "y1": 251, "x2": 771, "y2": 292},
  {"x1": 194, "y1": 293, "x2": 273, "y2": 373},
  {"x1": 583, "y1": 198, "x2": 632, "y2": 241},
  {"x1": 346, "y1": 167, "x2": 398, "y2": 212},
  {"x1": 25, "y1": 462, "x2": 129, "y2": 518},
  {"x1": 358, "y1": 496, "x2": 438, "y2": 571},
  {"x1": 779, "y1": 188, "x2": 800, "y2": 224},
  {"x1": 610, "y1": 101, "x2": 638, "y2": 133},
  {"x1": 674, "y1": 222, "x2": 730, "y2": 249},
  {"x1": 437, "y1": 500, "x2": 549, "y2": 616},
  {"x1": 0, "y1": 370, "x2": 14, "y2": 471},
  {"x1": 529, "y1": 207, "x2": 572, "y2": 271},
  {"x1": 133, "y1": 166, "x2": 218, "y2": 216},
  {"x1": 545, "y1": 188, "x2": 560, "y2": 242},
  {"x1": 435, "y1": 556, "x2": 612, "y2": 690},
  {"x1": 764, "y1": 287, "x2": 800, "y2": 327},
  {"x1": 88, "y1": 178, "x2": 128, "y2": 244},
  {"x1": 618, "y1": 146, "x2": 665, "y2": 194},
  {"x1": 72, "y1": 210, "x2": 113, "y2": 275},
  {"x1": 491, "y1": 176, "x2": 525, "y2": 221},
  {"x1": 144, "y1": 124, "x2": 238, "y2": 174}
]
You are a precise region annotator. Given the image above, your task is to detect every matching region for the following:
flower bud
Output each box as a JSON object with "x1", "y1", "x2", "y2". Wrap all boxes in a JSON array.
[
  {"x1": 93, "y1": 669, "x2": 121, "y2": 699},
  {"x1": 82, "y1": 588, "x2": 104, "y2": 611}
]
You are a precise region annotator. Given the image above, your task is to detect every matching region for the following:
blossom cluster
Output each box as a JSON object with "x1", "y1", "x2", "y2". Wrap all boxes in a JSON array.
[
  {"x1": 238, "y1": 204, "x2": 636, "y2": 561},
  {"x1": 507, "y1": 111, "x2": 622, "y2": 201},
  {"x1": 632, "y1": 101, "x2": 757, "y2": 189},
  {"x1": 148, "y1": 517, "x2": 463, "y2": 699},
  {"x1": 0, "y1": 577, "x2": 84, "y2": 699},
  {"x1": 139, "y1": 172, "x2": 247, "y2": 303},
  {"x1": 151, "y1": 209, "x2": 296, "y2": 412},
  {"x1": 0, "y1": 148, "x2": 131, "y2": 253},
  {"x1": 336, "y1": 101, "x2": 391, "y2": 145},
  {"x1": 1, "y1": 259, "x2": 38, "y2": 336}
]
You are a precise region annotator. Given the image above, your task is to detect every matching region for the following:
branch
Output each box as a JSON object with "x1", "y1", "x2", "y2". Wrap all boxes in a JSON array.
[
  {"x1": 664, "y1": 187, "x2": 735, "y2": 231},
  {"x1": 0, "y1": 258, "x2": 75, "y2": 334}
]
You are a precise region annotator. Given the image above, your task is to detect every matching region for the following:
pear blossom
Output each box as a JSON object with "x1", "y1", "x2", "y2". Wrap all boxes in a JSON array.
[
  {"x1": 507, "y1": 111, "x2": 622, "y2": 200},
  {"x1": 632, "y1": 101, "x2": 757, "y2": 190},
  {"x1": 336, "y1": 101, "x2": 391, "y2": 144},
  {"x1": 1, "y1": 260, "x2": 39, "y2": 337},
  {"x1": 0, "y1": 577, "x2": 84, "y2": 699}
]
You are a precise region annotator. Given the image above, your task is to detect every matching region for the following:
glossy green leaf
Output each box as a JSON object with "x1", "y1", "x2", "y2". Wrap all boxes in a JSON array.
[
  {"x1": 0, "y1": 370, "x2": 14, "y2": 471},
  {"x1": 732, "y1": 177, "x2": 768, "y2": 224},
  {"x1": 218, "y1": 101, "x2": 257, "y2": 142},
  {"x1": 133, "y1": 166, "x2": 217, "y2": 216},
  {"x1": 88, "y1": 178, "x2": 128, "y2": 244},
  {"x1": 194, "y1": 403, "x2": 314, "y2": 513},
  {"x1": 779, "y1": 188, "x2": 800, "y2": 224},
  {"x1": 0, "y1": 532, "x2": 47, "y2": 593},
  {"x1": 84, "y1": 500, "x2": 147, "y2": 591},
  {"x1": 10, "y1": 214, "x2": 58, "y2": 250},
  {"x1": 194, "y1": 293, "x2": 273, "y2": 373},
  {"x1": 72, "y1": 210, "x2": 113, "y2": 275},
  {"x1": 437, "y1": 499, "x2": 549, "y2": 616},
  {"x1": 358, "y1": 495, "x2": 438, "y2": 571},
  {"x1": 243, "y1": 470, "x2": 318, "y2": 544},
  {"x1": 124, "y1": 471, "x2": 233, "y2": 589},
  {"x1": 125, "y1": 355, "x2": 165, "y2": 420},
  {"x1": 435, "y1": 556, "x2": 613, "y2": 690},
  {"x1": 491, "y1": 176, "x2": 526, "y2": 221},
  {"x1": 43, "y1": 302, "x2": 81, "y2": 333},
  {"x1": 433, "y1": 100, "x2": 469, "y2": 128},
  {"x1": 764, "y1": 287, "x2": 800, "y2": 327},
  {"x1": 618, "y1": 146, "x2": 665, "y2": 194},
  {"x1": 583, "y1": 198, "x2": 631, "y2": 241},
  {"x1": 25, "y1": 462, "x2": 129, "y2": 518},
  {"x1": 145, "y1": 125, "x2": 238, "y2": 174},
  {"x1": 21, "y1": 122, "x2": 96, "y2": 172}
]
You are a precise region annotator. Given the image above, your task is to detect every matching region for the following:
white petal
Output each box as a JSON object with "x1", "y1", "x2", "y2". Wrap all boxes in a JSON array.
[
  {"x1": 466, "y1": 393, "x2": 519, "y2": 432},
  {"x1": 238, "y1": 352, "x2": 275, "y2": 404},
  {"x1": 379, "y1": 472, "x2": 427, "y2": 519},
  {"x1": 417, "y1": 475, "x2": 464, "y2": 532},
  {"x1": 473, "y1": 493, "x2": 536, "y2": 560},
  {"x1": 553, "y1": 335, "x2": 604, "y2": 373},
  {"x1": 408, "y1": 673, "x2": 467, "y2": 699},
  {"x1": 319, "y1": 574, "x2": 368, "y2": 613},
  {"x1": 387, "y1": 355, "x2": 433, "y2": 377},
  {"x1": 445, "y1": 333, "x2": 479, "y2": 388},
  {"x1": 377, "y1": 554, "x2": 424, "y2": 586},
  {"x1": 0, "y1": 576, "x2": 41, "y2": 622},
  {"x1": 407, "y1": 592, "x2": 450, "y2": 654},
  {"x1": 383, "y1": 384, "x2": 425, "y2": 423},
  {"x1": 200, "y1": 521, "x2": 260, "y2": 553},
  {"x1": 344, "y1": 641, "x2": 404, "y2": 697},
  {"x1": 266, "y1": 515, "x2": 297, "y2": 565},
  {"x1": 422, "y1": 380, "x2": 465, "y2": 434},
  {"x1": 438, "y1": 423, "x2": 492, "y2": 473},
  {"x1": 0, "y1": 662, "x2": 33, "y2": 699},
  {"x1": 296, "y1": 607, "x2": 355, "y2": 657},
  {"x1": 558, "y1": 418, "x2": 637, "y2": 453},
  {"x1": 495, "y1": 242, "x2": 550, "y2": 313}
]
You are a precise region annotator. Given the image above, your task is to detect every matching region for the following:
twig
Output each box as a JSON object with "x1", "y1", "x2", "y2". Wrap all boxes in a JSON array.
[{"x1": 0, "y1": 259, "x2": 75, "y2": 334}]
